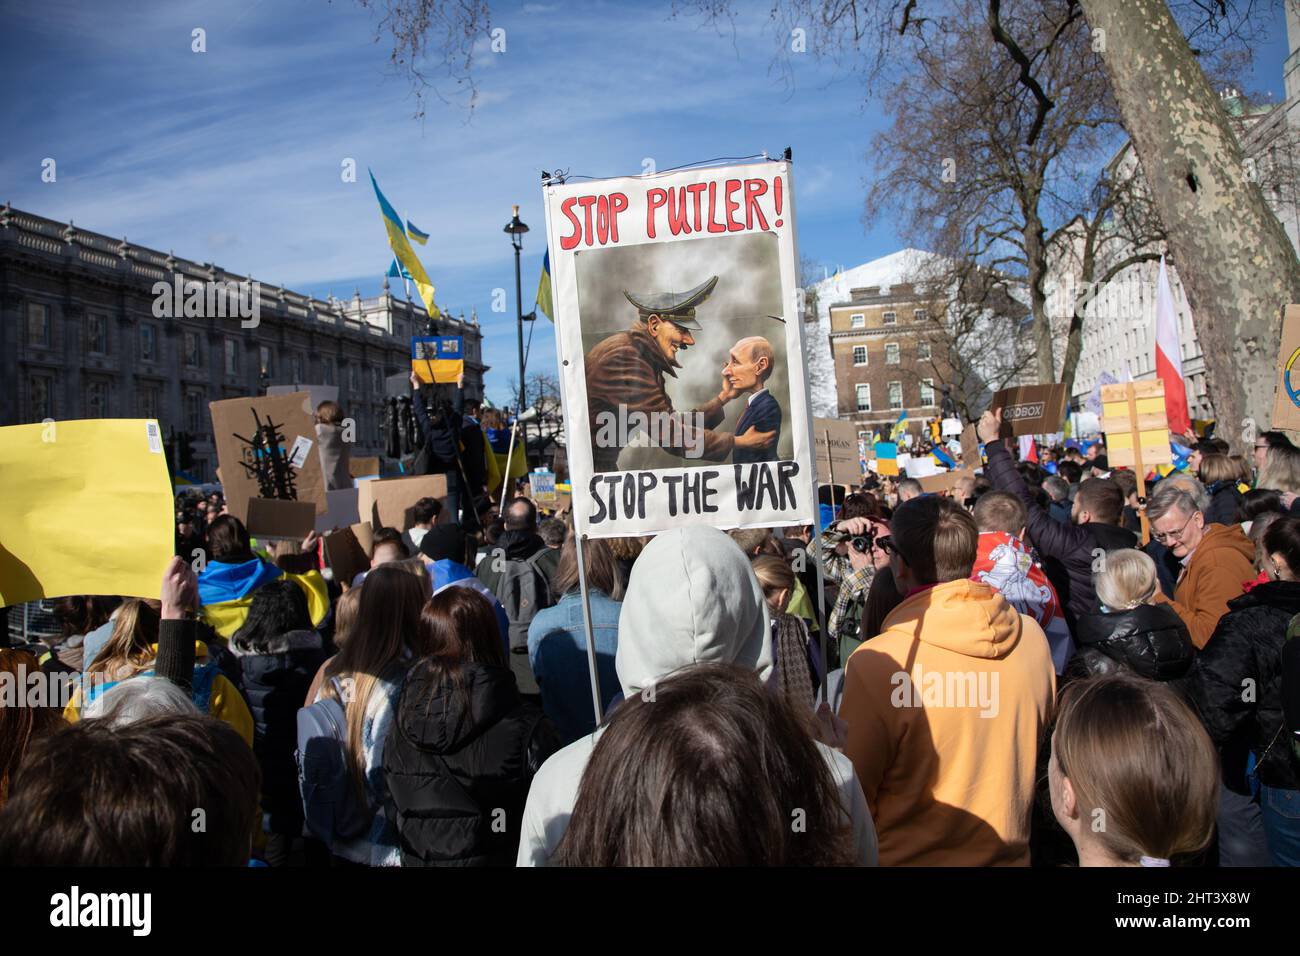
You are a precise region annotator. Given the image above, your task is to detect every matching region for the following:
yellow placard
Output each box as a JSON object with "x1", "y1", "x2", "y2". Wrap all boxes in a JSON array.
[
  {"x1": 0, "y1": 419, "x2": 174, "y2": 606},
  {"x1": 411, "y1": 358, "x2": 465, "y2": 384}
]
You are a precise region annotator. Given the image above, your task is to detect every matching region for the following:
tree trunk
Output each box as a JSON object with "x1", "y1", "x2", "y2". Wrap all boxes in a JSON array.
[
  {"x1": 1025, "y1": 208, "x2": 1057, "y2": 384},
  {"x1": 1078, "y1": 0, "x2": 1300, "y2": 441}
]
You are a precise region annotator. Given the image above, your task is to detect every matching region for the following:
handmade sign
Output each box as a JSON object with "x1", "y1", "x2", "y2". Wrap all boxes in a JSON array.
[
  {"x1": 529, "y1": 468, "x2": 558, "y2": 503},
  {"x1": 1101, "y1": 381, "x2": 1172, "y2": 545},
  {"x1": 210, "y1": 392, "x2": 327, "y2": 532},
  {"x1": 874, "y1": 441, "x2": 900, "y2": 477},
  {"x1": 349, "y1": 456, "x2": 381, "y2": 479},
  {"x1": 814, "y1": 417, "x2": 862, "y2": 486},
  {"x1": 356, "y1": 474, "x2": 448, "y2": 530},
  {"x1": 917, "y1": 467, "x2": 977, "y2": 495},
  {"x1": 314, "y1": 488, "x2": 362, "y2": 534},
  {"x1": 990, "y1": 384, "x2": 1069, "y2": 437},
  {"x1": 411, "y1": 336, "x2": 464, "y2": 384},
  {"x1": 323, "y1": 527, "x2": 370, "y2": 590},
  {"x1": 1271, "y1": 305, "x2": 1300, "y2": 432},
  {"x1": 0, "y1": 419, "x2": 173, "y2": 605},
  {"x1": 543, "y1": 159, "x2": 816, "y2": 537}
]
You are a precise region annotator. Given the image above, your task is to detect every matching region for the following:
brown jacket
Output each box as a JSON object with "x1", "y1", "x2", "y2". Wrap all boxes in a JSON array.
[
  {"x1": 1156, "y1": 523, "x2": 1255, "y2": 649},
  {"x1": 584, "y1": 323, "x2": 732, "y2": 471}
]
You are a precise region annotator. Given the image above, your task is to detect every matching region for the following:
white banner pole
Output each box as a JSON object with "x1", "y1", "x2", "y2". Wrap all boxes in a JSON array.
[{"x1": 574, "y1": 533, "x2": 605, "y2": 727}]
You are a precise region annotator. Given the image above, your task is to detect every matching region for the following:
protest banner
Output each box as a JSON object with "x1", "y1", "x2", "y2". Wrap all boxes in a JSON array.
[
  {"x1": 542, "y1": 158, "x2": 816, "y2": 539},
  {"x1": 874, "y1": 441, "x2": 900, "y2": 476},
  {"x1": 348, "y1": 456, "x2": 381, "y2": 479},
  {"x1": 0, "y1": 419, "x2": 172, "y2": 605},
  {"x1": 1271, "y1": 304, "x2": 1300, "y2": 432},
  {"x1": 210, "y1": 392, "x2": 327, "y2": 530},
  {"x1": 904, "y1": 455, "x2": 939, "y2": 479},
  {"x1": 411, "y1": 336, "x2": 465, "y2": 384},
  {"x1": 917, "y1": 467, "x2": 977, "y2": 495},
  {"x1": 989, "y1": 384, "x2": 1069, "y2": 437},
  {"x1": 323, "y1": 527, "x2": 369, "y2": 590},
  {"x1": 314, "y1": 488, "x2": 362, "y2": 534},
  {"x1": 356, "y1": 474, "x2": 448, "y2": 530},
  {"x1": 1101, "y1": 381, "x2": 1173, "y2": 545},
  {"x1": 813, "y1": 417, "x2": 862, "y2": 486},
  {"x1": 960, "y1": 424, "x2": 980, "y2": 468}
]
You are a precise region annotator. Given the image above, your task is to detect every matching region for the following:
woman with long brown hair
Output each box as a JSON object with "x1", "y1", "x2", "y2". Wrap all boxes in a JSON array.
[
  {"x1": 384, "y1": 587, "x2": 558, "y2": 865},
  {"x1": 0, "y1": 649, "x2": 64, "y2": 809},
  {"x1": 553, "y1": 663, "x2": 855, "y2": 866},
  {"x1": 314, "y1": 565, "x2": 428, "y2": 866}
]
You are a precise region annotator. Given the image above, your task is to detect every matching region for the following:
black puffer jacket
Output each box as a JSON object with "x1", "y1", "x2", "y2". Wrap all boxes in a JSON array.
[
  {"x1": 1067, "y1": 603, "x2": 1195, "y2": 683},
  {"x1": 233, "y1": 630, "x2": 326, "y2": 834},
  {"x1": 1204, "y1": 481, "x2": 1244, "y2": 527},
  {"x1": 1188, "y1": 580, "x2": 1300, "y2": 793},
  {"x1": 984, "y1": 441, "x2": 1138, "y2": 632},
  {"x1": 384, "y1": 661, "x2": 558, "y2": 866}
]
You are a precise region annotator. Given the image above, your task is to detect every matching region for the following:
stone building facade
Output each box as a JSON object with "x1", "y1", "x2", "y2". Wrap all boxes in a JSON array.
[{"x1": 0, "y1": 204, "x2": 487, "y2": 481}]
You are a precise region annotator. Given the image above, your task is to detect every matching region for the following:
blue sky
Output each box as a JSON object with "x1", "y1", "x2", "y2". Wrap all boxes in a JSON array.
[{"x1": 0, "y1": 0, "x2": 1292, "y2": 405}]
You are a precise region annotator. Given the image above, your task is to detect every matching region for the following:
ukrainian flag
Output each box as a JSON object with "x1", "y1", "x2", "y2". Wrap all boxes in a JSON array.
[
  {"x1": 387, "y1": 257, "x2": 412, "y2": 280},
  {"x1": 411, "y1": 335, "x2": 464, "y2": 384},
  {"x1": 537, "y1": 249, "x2": 554, "y2": 322},
  {"x1": 197, "y1": 557, "x2": 329, "y2": 639},
  {"x1": 369, "y1": 170, "x2": 440, "y2": 320},
  {"x1": 407, "y1": 220, "x2": 430, "y2": 245},
  {"x1": 890, "y1": 410, "x2": 909, "y2": 442}
]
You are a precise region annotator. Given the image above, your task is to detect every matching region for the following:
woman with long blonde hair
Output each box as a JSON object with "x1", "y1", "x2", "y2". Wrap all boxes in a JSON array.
[
  {"x1": 315, "y1": 565, "x2": 428, "y2": 866},
  {"x1": 72, "y1": 599, "x2": 252, "y2": 746}
]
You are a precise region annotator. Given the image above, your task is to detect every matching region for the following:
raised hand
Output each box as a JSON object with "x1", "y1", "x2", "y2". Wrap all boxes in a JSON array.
[{"x1": 160, "y1": 556, "x2": 198, "y2": 621}]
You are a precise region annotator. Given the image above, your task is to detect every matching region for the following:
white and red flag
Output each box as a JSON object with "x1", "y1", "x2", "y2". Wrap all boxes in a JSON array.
[{"x1": 1154, "y1": 255, "x2": 1192, "y2": 435}]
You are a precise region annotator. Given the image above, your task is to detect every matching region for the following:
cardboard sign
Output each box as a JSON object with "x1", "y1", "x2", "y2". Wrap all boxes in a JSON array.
[
  {"x1": 247, "y1": 497, "x2": 317, "y2": 539},
  {"x1": 813, "y1": 417, "x2": 862, "y2": 485},
  {"x1": 210, "y1": 391, "x2": 327, "y2": 524},
  {"x1": 1271, "y1": 304, "x2": 1300, "y2": 432},
  {"x1": 917, "y1": 467, "x2": 977, "y2": 495},
  {"x1": 323, "y1": 527, "x2": 370, "y2": 590},
  {"x1": 1101, "y1": 381, "x2": 1173, "y2": 468},
  {"x1": 544, "y1": 159, "x2": 816, "y2": 538},
  {"x1": 357, "y1": 474, "x2": 448, "y2": 530},
  {"x1": 0, "y1": 419, "x2": 172, "y2": 606},
  {"x1": 529, "y1": 469, "x2": 558, "y2": 503},
  {"x1": 990, "y1": 384, "x2": 1069, "y2": 437},
  {"x1": 314, "y1": 488, "x2": 362, "y2": 533},
  {"x1": 267, "y1": 383, "x2": 338, "y2": 412},
  {"x1": 349, "y1": 456, "x2": 381, "y2": 479},
  {"x1": 959, "y1": 424, "x2": 980, "y2": 468}
]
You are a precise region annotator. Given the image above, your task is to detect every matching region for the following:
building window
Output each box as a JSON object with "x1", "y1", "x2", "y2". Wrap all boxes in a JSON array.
[
  {"x1": 140, "y1": 324, "x2": 157, "y2": 362},
  {"x1": 86, "y1": 380, "x2": 110, "y2": 418},
  {"x1": 185, "y1": 390, "x2": 204, "y2": 433},
  {"x1": 259, "y1": 345, "x2": 273, "y2": 377},
  {"x1": 27, "y1": 303, "x2": 50, "y2": 347},
  {"x1": 889, "y1": 381, "x2": 903, "y2": 410},
  {"x1": 917, "y1": 341, "x2": 932, "y2": 361},
  {"x1": 87, "y1": 314, "x2": 108, "y2": 354},
  {"x1": 225, "y1": 339, "x2": 239, "y2": 376},
  {"x1": 921, "y1": 378, "x2": 936, "y2": 407},
  {"x1": 372, "y1": 366, "x2": 383, "y2": 394},
  {"x1": 850, "y1": 313, "x2": 865, "y2": 329},
  {"x1": 852, "y1": 345, "x2": 868, "y2": 366},
  {"x1": 914, "y1": 309, "x2": 931, "y2": 322},
  {"x1": 855, "y1": 384, "x2": 872, "y2": 412},
  {"x1": 349, "y1": 363, "x2": 360, "y2": 392},
  {"x1": 885, "y1": 343, "x2": 901, "y2": 365},
  {"x1": 322, "y1": 357, "x2": 335, "y2": 386},
  {"x1": 183, "y1": 331, "x2": 201, "y2": 368},
  {"x1": 882, "y1": 311, "x2": 897, "y2": 325},
  {"x1": 138, "y1": 385, "x2": 160, "y2": 420},
  {"x1": 291, "y1": 352, "x2": 304, "y2": 383},
  {"x1": 29, "y1": 374, "x2": 53, "y2": 421}
]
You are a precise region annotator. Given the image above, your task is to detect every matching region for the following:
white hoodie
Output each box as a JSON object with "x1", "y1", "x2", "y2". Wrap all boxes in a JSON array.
[{"x1": 516, "y1": 525, "x2": 878, "y2": 865}]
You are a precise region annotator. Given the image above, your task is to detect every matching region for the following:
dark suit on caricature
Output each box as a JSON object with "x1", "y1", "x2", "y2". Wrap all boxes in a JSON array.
[
  {"x1": 734, "y1": 389, "x2": 782, "y2": 464},
  {"x1": 724, "y1": 335, "x2": 781, "y2": 464}
]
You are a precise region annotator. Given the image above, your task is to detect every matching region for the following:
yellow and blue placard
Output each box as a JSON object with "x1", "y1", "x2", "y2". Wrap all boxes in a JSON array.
[{"x1": 411, "y1": 335, "x2": 465, "y2": 384}]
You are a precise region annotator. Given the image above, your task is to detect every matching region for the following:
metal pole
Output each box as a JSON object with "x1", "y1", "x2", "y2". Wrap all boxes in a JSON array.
[
  {"x1": 574, "y1": 534, "x2": 605, "y2": 728},
  {"x1": 514, "y1": 240, "x2": 527, "y2": 470},
  {"x1": 500, "y1": 418, "x2": 520, "y2": 520}
]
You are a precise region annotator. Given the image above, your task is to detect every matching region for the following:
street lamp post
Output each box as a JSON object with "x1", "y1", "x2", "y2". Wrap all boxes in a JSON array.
[{"x1": 504, "y1": 204, "x2": 530, "y2": 479}]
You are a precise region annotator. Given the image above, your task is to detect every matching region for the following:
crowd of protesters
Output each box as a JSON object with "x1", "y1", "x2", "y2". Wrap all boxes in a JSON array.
[{"x1": 3, "y1": 412, "x2": 1300, "y2": 868}]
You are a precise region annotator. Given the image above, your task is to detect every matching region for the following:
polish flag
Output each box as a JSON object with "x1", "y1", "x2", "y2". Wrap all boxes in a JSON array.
[
  {"x1": 1154, "y1": 255, "x2": 1192, "y2": 436},
  {"x1": 1018, "y1": 435, "x2": 1038, "y2": 463}
]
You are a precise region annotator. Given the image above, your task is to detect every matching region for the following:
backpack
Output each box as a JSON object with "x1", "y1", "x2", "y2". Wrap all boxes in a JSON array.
[
  {"x1": 497, "y1": 551, "x2": 555, "y2": 695},
  {"x1": 296, "y1": 677, "x2": 373, "y2": 844}
]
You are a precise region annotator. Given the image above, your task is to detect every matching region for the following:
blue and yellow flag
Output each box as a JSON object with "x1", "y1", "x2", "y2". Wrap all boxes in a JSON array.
[
  {"x1": 406, "y1": 220, "x2": 429, "y2": 245},
  {"x1": 387, "y1": 256, "x2": 412, "y2": 280},
  {"x1": 890, "y1": 409, "x2": 909, "y2": 442},
  {"x1": 369, "y1": 170, "x2": 439, "y2": 319},
  {"x1": 537, "y1": 249, "x2": 554, "y2": 321},
  {"x1": 411, "y1": 336, "x2": 464, "y2": 384}
]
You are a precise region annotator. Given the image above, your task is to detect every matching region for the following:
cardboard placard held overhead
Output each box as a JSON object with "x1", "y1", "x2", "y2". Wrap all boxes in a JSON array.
[
  {"x1": 1271, "y1": 304, "x2": 1300, "y2": 432},
  {"x1": 917, "y1": 467, "x2": 978, "y2": 495},
  {"x1": 529, "y1": 469, "x2": 558, "y2": 503},
  {"x1": 247, "y1": 497, "x2": 317, "y2": 539},
  {"x1": 813, "y1": 417, "x2": 862, "y2": 485},
  {"x1": 356, "y1": 474, "x2": 448, "y2": 530},
  {"x1": 210, "y1": 391, "x2": 327, "y2": 526},
  {"x1": 989, "y1": 384, "x2": 1069, "y2": 437},
  {"x1": 323, "y1": 527, "x2": 370, "y2": 590},
  {"x1": 960, "y1": 424, "x2": 981, "y2": 468},
  {"x1": 1100, "y1": 381, "x2": 1173, "y2": 468},
  {"x1": 314, "y1": 488, "x2": 362, "y2": 534},
  {"x1": 349, "y1": 456, "x2": 381, "y2": 479}
]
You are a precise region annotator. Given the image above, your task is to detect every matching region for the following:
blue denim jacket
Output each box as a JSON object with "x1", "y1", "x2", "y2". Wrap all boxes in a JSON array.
[{"x1": 527, "y1": 590, "x2": 621, "y2": 746}]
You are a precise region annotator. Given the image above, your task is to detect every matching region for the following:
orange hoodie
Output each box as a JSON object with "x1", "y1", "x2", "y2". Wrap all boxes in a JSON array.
[{"x1": 841, "y1": 579, "x2": 1055, "y2": 866}]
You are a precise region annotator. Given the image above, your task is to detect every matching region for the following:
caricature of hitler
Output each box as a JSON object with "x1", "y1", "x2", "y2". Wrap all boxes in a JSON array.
[{"x1": 583, "y1": 275, "x2": 776, "y2": 472}]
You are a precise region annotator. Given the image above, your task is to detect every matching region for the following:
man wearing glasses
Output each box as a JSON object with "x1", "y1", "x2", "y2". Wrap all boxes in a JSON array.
[{"x1": 1147, "y1": 482, "x2": 1254, "y2": 649}]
